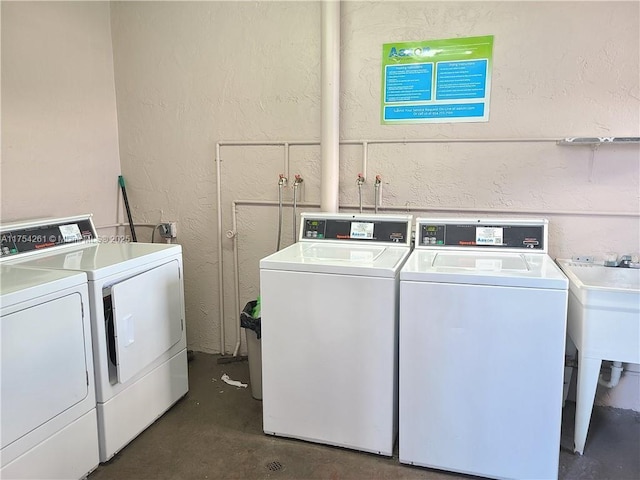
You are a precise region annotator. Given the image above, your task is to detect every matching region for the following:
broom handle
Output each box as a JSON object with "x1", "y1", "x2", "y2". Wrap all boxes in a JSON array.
[{"x1": 118, "y1": 175, "x2": 137, "y2": 242}]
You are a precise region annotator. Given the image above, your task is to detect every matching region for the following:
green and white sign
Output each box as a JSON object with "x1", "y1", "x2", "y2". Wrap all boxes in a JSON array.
[{"x1": 381, "y1": 35, "x2": 494, "y2": 124}]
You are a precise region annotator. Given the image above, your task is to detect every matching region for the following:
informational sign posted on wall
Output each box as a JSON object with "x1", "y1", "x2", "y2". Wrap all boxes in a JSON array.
[{"x1": 381, "y1": 36, "x2": 494, "y2": 124}]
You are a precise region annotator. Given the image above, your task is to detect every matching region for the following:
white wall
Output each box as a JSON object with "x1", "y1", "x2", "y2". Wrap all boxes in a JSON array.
[
  {"x1": 111, "y1": 1, "x2": 639, "y2": 408},
  {"x1": 1, "y1": 1, "x2": 121, "y2": 227},
  {"x1": 110, "y1": 0, "x2": 322, "y2": 353},
  {"x1": 111, "y1": 0, "x2": 639, "y2": 339}
]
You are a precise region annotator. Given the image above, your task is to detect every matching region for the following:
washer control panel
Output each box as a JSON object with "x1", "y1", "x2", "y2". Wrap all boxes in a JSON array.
[
  {"x1": 417, "y1": 219, "x2": 546, "y2": 251},
  {"x1": 0, "y1": 217, "x2": 96, "y2": 258},
  {"x1": 301, "y1": 214, "x2": 411, "y2": 245}
]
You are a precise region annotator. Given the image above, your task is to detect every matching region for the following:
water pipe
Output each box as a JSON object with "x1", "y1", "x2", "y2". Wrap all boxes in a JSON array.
[
  {"x1": 599, "y1": 361, "x2": 624, "y2": 388},
  {"x1": 215, "y1": 136, "x2": 634, "y2": 355},
  {"x1": 374, "y1": 175, "x2": 382, "y2": 214},
  {"x1": 293, "y1": 175, "x2": 304, "y2": 241},
  {"x1": 276, "y1": 174, "x2": 287, "y2": 251},
  {"x1": 215, "y1": 144, "x2": 226, "y2": 354},
  {"x1": 231, "y1": 202, "x2": 241, "y2": 357},
  {"x1": 356, "y1": 174, "x2": 365, "y2": 213}
]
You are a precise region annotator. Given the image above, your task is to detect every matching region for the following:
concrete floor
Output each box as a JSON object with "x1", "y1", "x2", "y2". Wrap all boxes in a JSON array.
[{"x1": 89, "y1": 352, "x2": 640, "y2": 480}]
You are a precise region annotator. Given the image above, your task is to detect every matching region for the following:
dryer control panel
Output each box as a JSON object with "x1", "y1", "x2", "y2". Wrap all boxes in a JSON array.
[
  {"x1": 0, "y1": 216, "x2": 97, "y2": 258},
  {"x1": 416, "y1": 219, "x2": 547, "y2": 252},
  {"x1": 301, "y1": 214, "x2": 411, "y2": 245}
]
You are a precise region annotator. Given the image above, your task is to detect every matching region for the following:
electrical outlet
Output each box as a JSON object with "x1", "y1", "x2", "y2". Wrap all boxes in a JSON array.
[
  {"x1": 572, "y1": 255, "x2": 594, "y2": 263},
  {"x1": 159, "y1": 222, "x2": 177, "y2": 239}
]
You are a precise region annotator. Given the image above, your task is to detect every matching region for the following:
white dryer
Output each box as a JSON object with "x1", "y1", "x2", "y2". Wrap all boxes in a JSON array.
[
  {"x1": 0, "y1": 264, "x2": 99, "y2": 479},
  {"x1": 1, "y1": 215, "x2": 188, "y2": 462},
  {"x1": 399, "y1": 218, "x2": 568, "y2": 480},
  {"x1": 260, "y1": 213, "x2": 412, "y2": 456}
]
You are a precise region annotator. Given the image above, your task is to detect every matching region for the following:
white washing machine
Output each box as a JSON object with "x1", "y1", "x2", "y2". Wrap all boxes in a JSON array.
[
  {"x1": 1, "y1": 215, "x2": 188, "y2": 462},
  {"x1": 0, "y1": 264, "x2": 99, "y2": 479},
  {"x1": 555, "y1": 259, "x2": 639, "y2": 455},
  {"x1": 260, "y1": 213, "x2": 413, "y2": 456},
  {"x1": 399, "y1": 218, "x2": 568, "y2": 480}
]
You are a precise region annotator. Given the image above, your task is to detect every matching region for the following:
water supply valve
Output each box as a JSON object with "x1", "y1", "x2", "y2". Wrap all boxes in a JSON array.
[
  {"x1": 278, "y1": 174, "x2": 288, "y2": 186},
  {"x1": 375, "y1": 174, "x2": 382, "y2": 186},
  {"x1": 356, "y1": 173, "x2": 365, "y2": 185},
  {"x1": 293, "y1": 174, "x2": 304, "y2": 186}
]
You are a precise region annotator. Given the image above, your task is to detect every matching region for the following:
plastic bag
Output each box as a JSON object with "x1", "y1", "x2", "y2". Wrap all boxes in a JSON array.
[{"x1": 240, "y1": 300, "x2": 261, "y2": 339}]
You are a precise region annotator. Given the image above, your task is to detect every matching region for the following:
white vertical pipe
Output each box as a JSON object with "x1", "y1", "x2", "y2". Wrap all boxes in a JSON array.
[
  {"x1": 215, "y1": 143, "x2": 226, "y2": 355},
  {"x1": 321, "y1": 0, "x2": 340, "y2": 213},
  {"x1": 362, "y1": 141, "x2": 368, "y2": 181},
  {"x1": 231, "y1": 201, "x2": 241, "y2": 357},
  {"x1": 284, "y1": 142, "x2": 290, "y2": 180}
]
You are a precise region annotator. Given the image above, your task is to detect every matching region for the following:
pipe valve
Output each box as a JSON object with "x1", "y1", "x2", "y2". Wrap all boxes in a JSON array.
[
  {"x1": 294, "y1": 174, "x2": 304, "y2": 186},
  {"x1": 356, "y1": 173, "x2": 365, "y2": 185},
  {"x1": 278, "y1": 174, "x2": 288, "y2": 186},
  {"x1": 375, "y1": 174, "x2": 382, "y2": 186}
]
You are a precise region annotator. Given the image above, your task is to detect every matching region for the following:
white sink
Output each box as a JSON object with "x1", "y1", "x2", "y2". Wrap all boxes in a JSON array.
[{"x1": 556, "y1": 260, "x2": 640, "y2": 455}]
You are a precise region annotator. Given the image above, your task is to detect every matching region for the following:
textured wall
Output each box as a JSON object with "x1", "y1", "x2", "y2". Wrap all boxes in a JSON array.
[
  {"x1": 110, "y1": 0, "x2": 639, "y2": 390},
  {"x1": 110, "y1": 1, "x2": 322, "y2": 353},
  {"x1": 1, "y1": 1, "x2": 122, "y2": 228}
]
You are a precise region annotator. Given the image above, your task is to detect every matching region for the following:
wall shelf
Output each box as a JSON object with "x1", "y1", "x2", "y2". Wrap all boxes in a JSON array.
[
  {"x1": 557, "y1": 137, "x2": 640, "y2": 146},
  {"x1": 556, "y1": 137, "x2": 640, "y2": 183}
]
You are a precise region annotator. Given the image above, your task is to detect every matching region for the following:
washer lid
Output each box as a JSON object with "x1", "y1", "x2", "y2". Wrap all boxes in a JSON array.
[
  {"x1": 0, "y1": 265, "x2": 87, "y2": 307},
  {"x1": 401, "y1": 250, "x2": 568, "y2": 289},
  {"x1": 10, "y1": 242, "x2": 182, "y2": 281},
  {"x1": 260, "y1": 242, "x2": 410, "y2": 277}
]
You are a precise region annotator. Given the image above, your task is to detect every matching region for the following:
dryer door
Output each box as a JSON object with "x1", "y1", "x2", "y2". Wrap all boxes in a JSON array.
[
  {"x1": 1, "y1": 292, "x2": 89, "y2": 448},
  {"x1": 111, "y1": 260, "x2": 183, "y2": 384}
]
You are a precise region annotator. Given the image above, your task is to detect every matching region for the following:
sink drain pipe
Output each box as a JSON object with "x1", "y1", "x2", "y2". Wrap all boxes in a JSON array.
[{"x1": 599, "y1": 361, "x2": 623, "y2": 388}]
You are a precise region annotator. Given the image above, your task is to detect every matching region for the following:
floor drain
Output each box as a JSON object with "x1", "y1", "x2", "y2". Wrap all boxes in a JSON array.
[{"x1": 266, "y1": 460, "x2": 284, "y2": 472}]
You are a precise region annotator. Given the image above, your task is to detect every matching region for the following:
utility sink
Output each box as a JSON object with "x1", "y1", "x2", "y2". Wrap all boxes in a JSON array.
[{"x1": 556, "y1": 260, "x2": 640, "y2": 455}]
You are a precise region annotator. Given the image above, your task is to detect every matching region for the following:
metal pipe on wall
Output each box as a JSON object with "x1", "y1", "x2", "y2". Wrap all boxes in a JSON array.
[
  {"x1": 215, "y1": 143, "x2": 226, "y2": 355},
  {"x1": 321, "y1": 0, "x2": 340, "y2": 213},
  {"x1": 226, "y1": 199, "x2": 638, "y2": 356},
  {"x1": 215, "y1": 136, "x2": 634, "y2": 354},
  {"x1": 231, "y1": 202, "x2": 241, "y2": 357}
]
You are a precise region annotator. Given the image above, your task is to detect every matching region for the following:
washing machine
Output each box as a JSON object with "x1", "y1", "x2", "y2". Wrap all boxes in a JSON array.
[
  {"x1": 260, "y1": 213, "x2": 413, "y2": 456},
  {"x1": 399, "y1": 218, "x2": 568, "y2": 480},
  {"x1": 0, "y1": 263, "x2": 99, "y2": 479},
  {"x1": 555, "y1": 259, "x2": 639, "y2": 455},
  {"x1": 1, "y1": 215, "x2": 188, "y2": 462}
]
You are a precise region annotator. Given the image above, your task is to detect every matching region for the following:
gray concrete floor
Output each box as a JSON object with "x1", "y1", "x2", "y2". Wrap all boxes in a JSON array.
[{"x1": 89, "y1": 352, "x2": 640, "y2": 480}]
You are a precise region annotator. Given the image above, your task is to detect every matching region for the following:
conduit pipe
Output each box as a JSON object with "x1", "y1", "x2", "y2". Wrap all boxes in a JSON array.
[
  {"x1": 374, "y1": 175, "x2": 382, "y2": 214},
  {"x1": 599, "y1": 361, "x2": 624, "y2": 388},
  {"x1": 226, "y1": 199, "x2": 638, "y2": 356},
  {"x1": 215, "y1": 136, "x2": 634, "y2": 354},
  {"x1": 284, "y1": 143, "x2": 290, "y2": 183},
  {"x1": 228, "y1": 200, "x2": 321, "y2": 358},
  {"x1": 95, "y1": 222, "x2": 157, "y2": 230},
  {"x1": 231, "y1": 202, "x2": 241, "y2": 357},
  {"x1": 356, "y1": 174, "x2": 365, "y2": 213},
  {"x1": 276, "y1": 174, "x2": 287, "y2": 251},
  {"x1": 321, "y1": 0, "x2": 340, "y2": 213},
  {"x1": 215, "y1": 143, "x2": 226, "y2": 354},
  {"x1": 218, "y1": 138, "x2": 560, "y2": 147},
  {"x1": 293, "y1": 175, "x2": 304, "y2": 241}
]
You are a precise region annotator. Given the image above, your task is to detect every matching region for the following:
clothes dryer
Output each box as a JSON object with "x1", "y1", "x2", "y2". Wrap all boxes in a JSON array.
[
  {"x1": 1, "y1": 215, "x2": 188, "y2": 462},
  {"x1": 260, "y1": 213, "x2": 412, "y2": 456},
  {"x1": 0, "y1": 264, "x2": 99, "y2": 479},
  {"x1": 399, "y1": 218, "x2": 568, "y2": 480}
]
